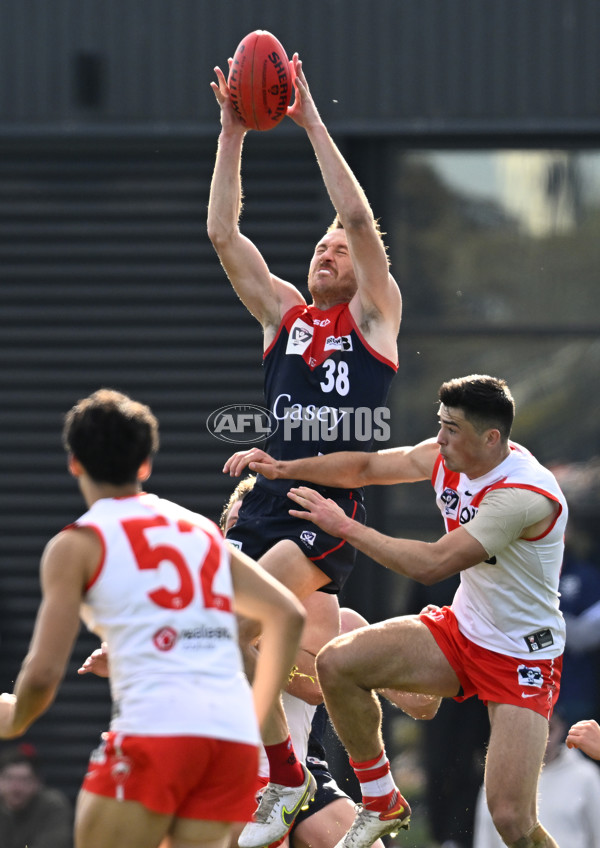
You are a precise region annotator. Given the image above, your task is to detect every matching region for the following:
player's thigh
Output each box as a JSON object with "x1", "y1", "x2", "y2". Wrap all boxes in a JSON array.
[
  {"x1": 169, "y1": 817, "x2": 232, "y2": 848},
  {"x1": 292, "y1": 798, "x2": 385, "y2": 848},
  {"x1": 318, "y1": 615, "x2": 461, "y2": 697},
  {"x1": 485, "y1": 702, "x2": 549, "y2": 818},
  {"x1": 75, "y1": 790, "x2": 171, "y2": 848},
  {"x1": 259, "y1": 540, "x2": 330, "y2": 597}
]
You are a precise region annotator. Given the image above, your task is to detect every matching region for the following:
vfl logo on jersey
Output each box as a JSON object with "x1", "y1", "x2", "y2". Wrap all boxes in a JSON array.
[
  {"x1": 440, "y1": 487, "x2": 460, "y2": 519},
  {"x1": 300, "y1": 530, "x2": 316, "y2": 547},
  {"x1": 324, "y1": 335, "x2": 353, "y2": 352},
  {"x1": 286, "y1": 318, "x2": 314, "y2": 355},
  {"x1": 517, "y1": 665, "x2": 543, "y2": 688}
]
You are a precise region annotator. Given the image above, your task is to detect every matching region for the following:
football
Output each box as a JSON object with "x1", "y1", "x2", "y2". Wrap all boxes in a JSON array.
[{"x1": 227, "y1": 30, "x2": 292, "y2": 131}]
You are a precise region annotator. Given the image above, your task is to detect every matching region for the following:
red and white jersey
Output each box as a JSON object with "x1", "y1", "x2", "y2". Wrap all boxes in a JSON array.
[
  {"x1": 432, "y1": 443, "x2": 568, "y2": 659},
  {"x1": 75, "y1": 493, "x2": 259, "y2": 744}
]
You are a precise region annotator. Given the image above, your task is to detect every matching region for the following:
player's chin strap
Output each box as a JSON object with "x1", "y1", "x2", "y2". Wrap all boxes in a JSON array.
[{"x1": 506, "y1": 821, "x2": 558, "y2": 848}]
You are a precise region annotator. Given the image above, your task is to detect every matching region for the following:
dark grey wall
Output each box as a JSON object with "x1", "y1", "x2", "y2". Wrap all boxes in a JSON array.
[{"x1": 1, "y1": 0, "x2": 598, "y2": 135}]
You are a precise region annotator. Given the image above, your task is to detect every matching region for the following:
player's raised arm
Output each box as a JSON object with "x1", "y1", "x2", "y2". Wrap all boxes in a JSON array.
[
  {"x1": 287, "y1": 55, "x2": 401, "y2": 360},
  {"x1": 207, "y1": 64, "x2": 303, "y2": 338}
]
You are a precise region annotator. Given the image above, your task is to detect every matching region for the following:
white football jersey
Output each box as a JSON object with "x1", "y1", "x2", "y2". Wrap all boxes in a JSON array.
[
  {"x1": 76, "y1": 493, "x2": 258, "y2": 744},
  {"x1": 432, "y1": 443, "x2": 568, "y2": 659}
]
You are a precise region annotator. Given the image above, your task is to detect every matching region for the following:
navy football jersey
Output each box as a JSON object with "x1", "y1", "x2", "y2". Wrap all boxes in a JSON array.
[{"x1": 261, "y1": 302, "x2": 397, "y2": 491}]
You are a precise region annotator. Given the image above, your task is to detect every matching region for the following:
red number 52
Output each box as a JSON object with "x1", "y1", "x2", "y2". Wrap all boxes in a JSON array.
[{"x1": 122, "y1": 516, "x2": 231, "y2": 612}]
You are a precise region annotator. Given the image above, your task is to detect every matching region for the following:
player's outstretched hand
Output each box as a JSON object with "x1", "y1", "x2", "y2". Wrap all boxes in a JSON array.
[
  {"x1": 78, "y1": 642, "x2": 109, "y2": 678},
  {"x1": 287, "y1": 55, "x2": 322, "y2": 130},
  {"x1": 210, "y1": 63, "x2": 247, "y2": 135},
  {"x1": 223, "y1": 448, "x2": 279, "y2": 478},
  {"x1": 566, "y1": 719, "x2": 600, "y2": 760},
  {"x1": 287, "y1": 486, "x2": 348, "y2": 537}
]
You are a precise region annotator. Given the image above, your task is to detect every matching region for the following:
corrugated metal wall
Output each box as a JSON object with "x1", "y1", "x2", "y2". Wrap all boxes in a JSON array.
[
  {"x1": 0, "y1": 133, "x2": 329, "y2": 798},
  {"x1": 0, "y1": 0, "x2": 598, "y2": 134}
]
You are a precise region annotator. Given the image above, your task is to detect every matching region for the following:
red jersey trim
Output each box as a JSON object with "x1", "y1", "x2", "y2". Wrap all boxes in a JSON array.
[
  {"x1": 344, "y1": 308, "x2": 398, "y2": 370},
  {"x1": 309, "y1": 498, "x2": 359, "y2": 563},
  {"x1": 68, "y1": 522, "x2": 107, "y2": 591},
  {"x1": 263, "y1": 304, "x2": 305, "y2": 359},
  {"x1": 473, "y1": 482, "x2": 564, "y2": 540},
  {"x1": 263, "y1": 303, "x2": 398, "y2": 370}
]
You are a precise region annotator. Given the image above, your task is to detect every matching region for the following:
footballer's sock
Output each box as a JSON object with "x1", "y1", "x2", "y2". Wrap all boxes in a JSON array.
[
  {"x1": 349, "y1": 749, "x2": 398, "y2": 812},
  {"x1": 265, "y1": 735, "x2": 305, "y2": 787}
]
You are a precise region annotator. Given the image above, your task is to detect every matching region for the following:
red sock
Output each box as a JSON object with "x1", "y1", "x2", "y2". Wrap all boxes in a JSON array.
[
  {"x1": 265, "y1": 736, "x2": 305, "y2": 787},
  {"x1": 349, "y1": 750, "x2": 397, "y2": 812}
]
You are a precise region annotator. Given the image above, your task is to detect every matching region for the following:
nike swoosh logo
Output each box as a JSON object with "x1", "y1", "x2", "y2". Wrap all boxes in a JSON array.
[
  {"x1": 381, "y1": 805, "x2": 406, "y2": 821},
  {"x1": 281, "y1": 783, "x2": 313, "y2": 828},
  {"x1": 521, "y1": 692, "x2": 539, "y2": 698}
]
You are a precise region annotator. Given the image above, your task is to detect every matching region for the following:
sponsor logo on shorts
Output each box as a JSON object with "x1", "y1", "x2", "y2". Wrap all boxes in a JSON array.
[
  {"x1": 300, "y1": 530, "x2": 316, "y2": 547},
  {"x1": 206, "y1": 404, "x2": 279, "y2": 444},
  {"x1": 517, "y1": 664, "x2": 543, "y2": 688},
  {"x1": 227, "y1": 538, "x2": 242, "y2": 550}
]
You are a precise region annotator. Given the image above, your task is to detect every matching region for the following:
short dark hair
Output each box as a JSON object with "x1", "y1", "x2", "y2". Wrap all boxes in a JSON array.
[
  {"x1": 0, "y1": 745, "x2": 40, "y2": 777},
  {"x1": 62, "y1": 389, "x2": 159, "y2": 485},
  {"x1": 438, "y1": 375, "x2": 515, "y2": 440}
]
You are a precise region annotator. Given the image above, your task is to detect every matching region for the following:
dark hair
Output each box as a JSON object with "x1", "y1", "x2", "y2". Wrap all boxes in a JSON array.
[
  {"x1": 438, "y1": 375, "x2": 515, "y2": 440},
  {"x1": 0, "y1": 745, "x2": 40, "y2": 777},
  {"x1": 62, "y1": 389, "x2": 159, "y2": 485}
]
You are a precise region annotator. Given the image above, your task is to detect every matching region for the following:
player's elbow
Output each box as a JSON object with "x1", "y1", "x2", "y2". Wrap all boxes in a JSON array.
[
  {"x1": 206, "y1": 220, "x2": 237, "y2": 253},
  {"x1": 279, "y1": 599, "x2": 306, "y2": 643},
  {"x1": 20, "y1": 654, "x2": 64, "y2": 692}
]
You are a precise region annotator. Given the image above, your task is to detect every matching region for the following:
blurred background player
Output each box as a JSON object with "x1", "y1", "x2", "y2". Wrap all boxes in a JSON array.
[
  {"x1": 0, "y1": 388, "x2": 304, "y2": 848},
  {"x1": 473, "y1": 709, "x2": 600, "y2": 847},
  {"x1": 209, "y1": 49, "x2": 402, "y2": 848},
  {"x1": 0, "y1": 744, "x2": 73, "y2": 848},
  {"x1": 566, "y1": 718, "x2": 600, "y2": 760}
]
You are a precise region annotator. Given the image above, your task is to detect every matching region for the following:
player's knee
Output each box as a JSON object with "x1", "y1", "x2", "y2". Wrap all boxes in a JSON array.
[
  {"x1": 487, "y1": 797, "x2": 531, "y2": 845},
  {"x1": 315, "y1": 638, "x2": 348, "y2": 689},
  {"x1": 502, "y1": 821, "x2": 553, "y2": 847}
]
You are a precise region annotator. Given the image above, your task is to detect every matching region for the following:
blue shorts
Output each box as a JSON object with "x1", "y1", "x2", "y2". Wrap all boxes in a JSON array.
[
  {"x1": 292, "y1": 756, "x2": 350, "y2": 826},
  {"x1": 225, "y1": 480, "x2": 366, "y2": 594}
]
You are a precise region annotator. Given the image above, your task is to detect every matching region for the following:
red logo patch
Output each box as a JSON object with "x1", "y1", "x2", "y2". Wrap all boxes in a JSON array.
[{"x1": 153, "y1": 626, "x2": 177, "y2": 651}]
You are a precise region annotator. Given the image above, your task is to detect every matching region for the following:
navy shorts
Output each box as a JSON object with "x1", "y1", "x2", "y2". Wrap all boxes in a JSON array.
[
  {"x1": 293, "y1": 756, "x2": 351, "y2": 827},
  {"x1": 225, "y1": 480, "x2": 366, "y2": 594}
]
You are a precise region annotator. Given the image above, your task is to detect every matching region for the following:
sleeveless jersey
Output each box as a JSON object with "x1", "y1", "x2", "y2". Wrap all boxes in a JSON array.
[
  {"x1": 75, "y1": 493, "x2": 259, "y2": 744},
  {"x1": 432, "y1": 443, "x2": 568, "y2": 659},
  {"x1": 261, "y1": 302, "x2": 397, "y2": 494}
]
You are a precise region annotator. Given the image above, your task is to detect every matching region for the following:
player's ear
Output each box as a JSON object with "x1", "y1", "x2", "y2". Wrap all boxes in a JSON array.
[
  {"x1": 137, "y1": 458, "x2": 152, "y2": 482},
  {"x1": 485, "y1": 428, "x2": 502, "y2": 447},
  {"x1": 68, "y1": 454, "x2": 84, "y2": 477}
]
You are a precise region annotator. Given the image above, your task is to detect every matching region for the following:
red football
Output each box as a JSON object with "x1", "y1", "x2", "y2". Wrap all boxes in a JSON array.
[{"x1": 227, "y1": 30, "x2": 292, "y2": 131}]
